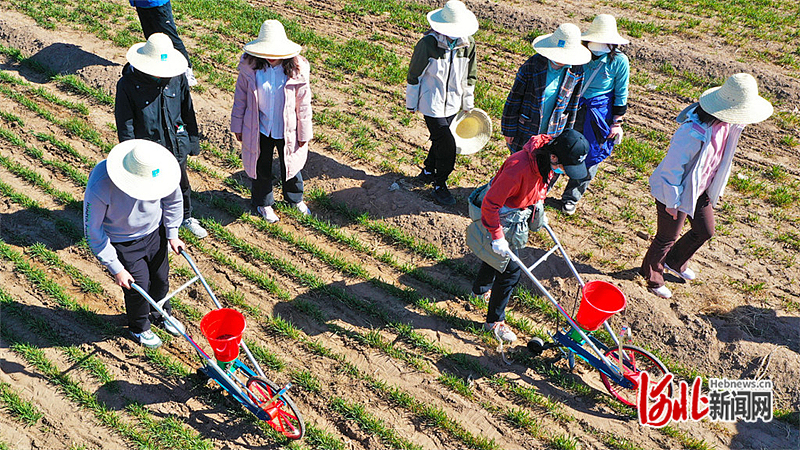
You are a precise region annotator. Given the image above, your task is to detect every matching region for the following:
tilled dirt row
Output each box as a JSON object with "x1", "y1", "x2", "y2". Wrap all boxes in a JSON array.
[{"x1": 0, "y1": 92, "x2": 761, "y2": 450}]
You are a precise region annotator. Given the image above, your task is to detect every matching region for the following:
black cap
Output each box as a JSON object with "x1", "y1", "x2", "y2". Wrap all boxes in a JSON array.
[{"x1": 548, "y1": 129, "x2": 589, "y2": 179}]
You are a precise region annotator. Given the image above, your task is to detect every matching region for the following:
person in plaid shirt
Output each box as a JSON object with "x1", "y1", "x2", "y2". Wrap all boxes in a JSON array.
[{"x1": 502, "y1": 23, "x2": 590, "y2": 154}]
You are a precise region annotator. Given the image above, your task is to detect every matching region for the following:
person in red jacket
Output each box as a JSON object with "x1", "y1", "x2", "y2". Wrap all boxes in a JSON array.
[{"x1": 472, "y1": 129, "x2": 589, "y2": 342}]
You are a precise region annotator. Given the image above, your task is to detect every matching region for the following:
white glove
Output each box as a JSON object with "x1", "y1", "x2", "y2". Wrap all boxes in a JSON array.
[
  {"x1": 608, "y1": 123, "x2": 623, "y2": 145},
  {"x1": 491, "y1": 238, "x2": 512, "y2": 257}
]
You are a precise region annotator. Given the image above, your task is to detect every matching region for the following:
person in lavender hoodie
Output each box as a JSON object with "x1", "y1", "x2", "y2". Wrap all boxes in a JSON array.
[
  {"x1": 640, "y1": 74, "x2": 773, "y2": 299},
  {"x1": 84, "y1": 139, "x2": 187, "y2": 348}
]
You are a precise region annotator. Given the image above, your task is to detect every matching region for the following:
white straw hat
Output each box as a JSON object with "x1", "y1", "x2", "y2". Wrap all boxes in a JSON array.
[
  {"x1": 126, "y1": 33, "x2": 188, "y2": 78},
  {"x1": 699, "y1": 73, "x2": 773, "y2": 125},
  {"x1": 106, "y1": 139, "x2": 181, "y2": 201},
  {"x1": 450, "y1": 108, "x2": 492, "y2": 155},
  {"x1": 427, "y1": 0, "x2": 479, "y2": 38},
  {"x1": 244, "y1": 20, "x2": 302, "y2": 59},
  {"x1": 581, "y1": 14, "x2": 630, "y2": 45},
  {"x1": 533, "y1": 23, "x2": 591, "y2": 66}
]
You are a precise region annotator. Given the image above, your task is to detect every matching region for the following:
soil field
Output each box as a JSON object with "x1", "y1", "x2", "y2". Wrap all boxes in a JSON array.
[{"x1": 0, "y1": 0, "x2": 799, "y2": 449}]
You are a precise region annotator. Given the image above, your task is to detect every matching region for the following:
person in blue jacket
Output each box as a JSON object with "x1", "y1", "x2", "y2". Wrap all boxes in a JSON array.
[
  {"x1": 129, "y1": 0, "x2": 196, "y2": 86},
  {"x1": 557, "y1": 14, "x2": 630, "y2": 215}
]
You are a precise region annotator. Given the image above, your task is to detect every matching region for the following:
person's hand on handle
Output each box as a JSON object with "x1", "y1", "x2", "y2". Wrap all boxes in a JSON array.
[
  {"x1": 491, "y1": 237, "x2": 512, "y2": 257},
  {"x1": 169, "y1": 238, "x2": 186, "y2": 255},
  {"x1": 115, "y1": 269, "x2": 135, "y2": 289}
]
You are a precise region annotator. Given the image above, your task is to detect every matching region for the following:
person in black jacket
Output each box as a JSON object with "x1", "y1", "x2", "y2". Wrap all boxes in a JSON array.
[{"x1": 115, "y1": 33, "x2": 207, "y2": 238}]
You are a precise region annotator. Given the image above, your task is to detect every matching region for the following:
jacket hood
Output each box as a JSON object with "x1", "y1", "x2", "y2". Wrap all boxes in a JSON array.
[
  {"x1": 677, "y1": 102, "x2": 700, "y2": 123},
  {"x1": 425, "y1": 30, "x2": 470, "y2": 50},
  {"x1": 522, "y1": 134, "x2": 554, "y2": 178}
]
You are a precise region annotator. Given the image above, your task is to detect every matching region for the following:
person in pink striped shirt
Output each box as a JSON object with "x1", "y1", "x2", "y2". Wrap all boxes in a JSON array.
[{"x1": 640, "y1": 74, "x2": 773, "y2": 299}]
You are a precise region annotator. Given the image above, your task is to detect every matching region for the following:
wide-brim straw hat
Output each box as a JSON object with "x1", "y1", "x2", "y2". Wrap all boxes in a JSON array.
[
  {"x1": 244, "y1": 20, "x2": 302, "y2": 59},
  {"x1": 533, "y1": 23, "x2": 591, "y2": 66},
  {"x1": 106, "y1": 139, "x2": 181, "y2": 201},
  {"x1": 699, "y1": 73, "x2": 773, "y2": 125},
  {"x1": 427, "y1": 0, "x2": 479, "y2": 38},
  {"x1": 450, "y1": 108, "x2": 492, "y2": 155},
  {"x1": 581, "y1": 14, "x2": 630, "y2": 45},
  {"x1": 126, "y1": 33, "x2": 188, "y2": 78}
]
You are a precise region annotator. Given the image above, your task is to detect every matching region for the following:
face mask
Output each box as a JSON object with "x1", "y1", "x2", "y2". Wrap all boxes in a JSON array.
[
  {"x1": 588, "y1": 42, "x2": 610, "y2": 56},
  {"x1": 553, "y1": 167, "x2": 565, "y2": 175}
]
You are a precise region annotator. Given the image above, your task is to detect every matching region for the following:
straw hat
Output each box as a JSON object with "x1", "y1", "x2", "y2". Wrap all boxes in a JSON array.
[
  {"x1": 126, "y1": 33, "x2": 188, "y2": 78},
  {"x1": 699, "y1": 73, "x2": 773, "y2": 124},
  {"x1": 581, "y1": 14, "x2": 630, "y2": 45},
  {"x1": 533, "y1": 23, "x2": 591, "y2": 66},
  {"x1": 244, "y1": 20, "x2": 302, "y2": 59},
  {"x1": 427, "y1": 0, "x2": 479, "y2": 38},
  {"x1": 450, "y1": 108, "x2": 492, "y2": 155},
  {"x1": 106, "y1": 140, "x2": 181, "y2": 201}
]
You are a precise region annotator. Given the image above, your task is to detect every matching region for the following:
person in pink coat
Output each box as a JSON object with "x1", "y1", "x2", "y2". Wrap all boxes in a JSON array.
[{"x1": 231, "y1": 20, "x2": 313, "y2": 223}]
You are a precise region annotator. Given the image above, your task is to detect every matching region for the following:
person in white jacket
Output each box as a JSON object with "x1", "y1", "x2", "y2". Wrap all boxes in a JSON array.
[
  {"x1": 406, "y1": 0, "x2": 478, "y2": 205},
  {"x1": 640, "y1": 74, "x2": 772, "y2": 299}
]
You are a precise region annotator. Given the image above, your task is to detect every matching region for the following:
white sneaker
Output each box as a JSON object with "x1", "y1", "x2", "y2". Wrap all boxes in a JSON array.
[
  {"x1": 293, "y1": 201, "x2": 311, "y2": 216},
  {"x1": 131, "y1": 329, "x2": 162, "y2": 349},
  {"x1": 185, "y1": 67, "x2": 198, "y2": 87},
  {"x1": 485, "y1": 322, "x2": 517, "y2": 343},
  {"x1": 664, "y1": 264, "x2": 696, "y2": 281},
  {"x1": 182, "y1": 217, "x2": 208, "y2": 238},
  {"x1": 650, "y1": 285, "x2": 672, "y2": 299},
  {"x1": 162, "y1": 315, "x2": 186, "y2": 336},
  {"x1": 257, "y1": 206, "x2": 279, "y2": 223}
]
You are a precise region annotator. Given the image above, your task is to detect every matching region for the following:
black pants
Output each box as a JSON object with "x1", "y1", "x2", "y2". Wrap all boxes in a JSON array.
[
  {"x1": 471, "y1": 248, "x2": 522, "y2": 323},
  {"x1": 252, "y1": 135, "x2": 304, "y2": 207},
  {"x1": 111, "y1": 226, "x2": 172, "y2": 333},
  {"x1": 178, "y1": 153, "x2": 191, "y2": 219},
  {"x1": 135, "y1": 1, "x2": 191, "y2": 67},
  {"x1": 423, "y1": 114, "x2": 456, "y2": 187}
]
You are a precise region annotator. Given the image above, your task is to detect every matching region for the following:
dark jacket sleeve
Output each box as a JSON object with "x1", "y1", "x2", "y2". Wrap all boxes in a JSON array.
[
  {"x1": 180, "y1": 76, "x2": 201, "y2": 155},
  {"x1": 115, "y1": 78, "x2": 135, "y2": 142}
]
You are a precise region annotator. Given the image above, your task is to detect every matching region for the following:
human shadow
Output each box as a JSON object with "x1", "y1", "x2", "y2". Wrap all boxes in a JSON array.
[
  {"x1": 193, "y1": 189, "x2": 247, "y2": 227},
  {"x1": 302, "y1": 150, "x2": 474, "y2": 220},
  {"x1": 1, "y1": 300, "x2": 123, "y2": 348},
  {"x1": 731, "y1": 415, "x2": 800, "y2": 449},
  {"x1": 1, "y1": 207, "x2": 84, "y2": 250},
  {"x1": 701, "y1": 305, "x2": 800, "y2": 355},
  {"x1": 0, "y1": 357, "x2": 47, "y2": 384},
  {"x1": 29, "y1": 43, "x2": 117, "y2": 76}
]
